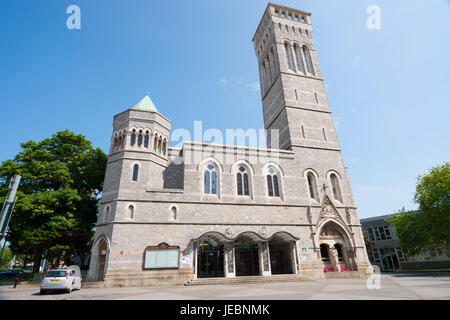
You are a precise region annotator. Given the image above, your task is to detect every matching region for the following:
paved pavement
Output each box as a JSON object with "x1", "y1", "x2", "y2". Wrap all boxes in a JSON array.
[{"x1": 0, "y1": 273, "x2": 449, "y2": 300}]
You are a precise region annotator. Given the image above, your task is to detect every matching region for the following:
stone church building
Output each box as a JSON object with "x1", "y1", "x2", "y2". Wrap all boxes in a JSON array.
[{"x1": 87, "y1": 3, "x2": 373, "y2": 286}]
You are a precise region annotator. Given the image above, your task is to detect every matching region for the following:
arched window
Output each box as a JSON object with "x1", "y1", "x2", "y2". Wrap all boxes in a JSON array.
[
  {"x1": 236, "y1": 165, "x2": 250, "y2": 196},
  {"x1": 302, "y1": 45, "x2": 315, "y2": 75},
  {"x1": 105, "y1": 206, "x2": 110, "y2": 221},
  {"x1": 163, "y1": 140, "x2": 167, "y2": 155},
  {"x1": 293, "y1": 45, "x2": 305, "y2": 73},
  {"x1": 121, "y1": 134, "x2": 126, "y2": 148},
  {"x1": 307, "y1": 172, "x2": 318, "y2": 200},
  {"x1": 154, "y1": 134, "x2": 158, "y2": 151},
  {"x1": 266, "y1": 55, "x2": 272, "y2": 83},
  {"x1": 284, "y1": 43, "x2": 293, "y2": 70},
  {"x1": 132, "y1": 164, "x2": 139, "y2": 182},
  {"x1": 266, "y1": 166, "x2": 280, "y2": 197},
  {"x1": 118, "y1": 136, "x2": 123, "y2": 151},
  {"x1": 128, "y1": 205, "x2": 134, "y2": 220},
  {"x1": 113, "y1": 137, "x2": 118, "y2": 151},
  {"x1": 261, "y1": 62, "x2": 267, "y2": 93},
  {"x1": 330, "y1": 173, "x2": 342, "y2": 202},
  {"x1": 144, "y1": 131, "x2": 150, "y2": 148},
  {"x1": 137, "y1": 130, "x2": 143, "y2": 148},
  {"x1": 204, "y1": 163, "x2": 218, "y2": 195},
  {"x1": 171, "y1": 206, "x2": 177, "y2": 220},
  {"x1": 158, "y1": 137, "x2": 162, "y2": 153},
  {"x1": 130, "y1": 130, "x2": 136, "y2": 147}
]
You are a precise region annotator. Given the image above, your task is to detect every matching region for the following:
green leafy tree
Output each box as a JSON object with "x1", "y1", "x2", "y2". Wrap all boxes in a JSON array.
[
  {"x1": 362, "y1": 228, "x2": 374, "y2": 255},
  {"x1": 0, "y1": 130, "x2": 107, "y2": 272},
  {"x1": 389, "y1": 162, "x2": 450, "y2": 255},
  {"x1": 0, "y1": 247, "x2": 14, "y2": 270}
]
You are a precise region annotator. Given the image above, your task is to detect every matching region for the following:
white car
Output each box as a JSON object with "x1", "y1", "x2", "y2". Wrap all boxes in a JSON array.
[{"x1": 40, "y1": 265, "x2": 82, "y2": 294}]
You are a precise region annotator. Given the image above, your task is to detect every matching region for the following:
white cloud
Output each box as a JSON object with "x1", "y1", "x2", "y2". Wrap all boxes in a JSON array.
[
  {"x1": 246, "y1": 82, "x2": 260, "y2": 91},
  {"x1": 218, "y1": 77, "x2": 259, "y2": 92}
]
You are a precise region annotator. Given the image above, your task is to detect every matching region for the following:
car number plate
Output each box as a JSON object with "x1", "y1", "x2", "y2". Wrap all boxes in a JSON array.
[{"x1": 50, "y1": 280, "x2": 59, "y2": 283}]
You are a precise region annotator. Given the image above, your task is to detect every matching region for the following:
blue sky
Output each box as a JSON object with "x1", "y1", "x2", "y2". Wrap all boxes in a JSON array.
[{"x1": 0, "y1": 0, "x2": 449, "y2": 219}]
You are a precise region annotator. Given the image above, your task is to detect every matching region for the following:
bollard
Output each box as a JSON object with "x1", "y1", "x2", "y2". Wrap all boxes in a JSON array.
[{"x1": 13, "y1": 277, "x2": 18, "y2": 288}]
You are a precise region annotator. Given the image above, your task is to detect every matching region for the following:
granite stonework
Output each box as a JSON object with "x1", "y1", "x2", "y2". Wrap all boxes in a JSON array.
[{"x1": 87, "y1": 3, "x2": 373, "y2": 287}]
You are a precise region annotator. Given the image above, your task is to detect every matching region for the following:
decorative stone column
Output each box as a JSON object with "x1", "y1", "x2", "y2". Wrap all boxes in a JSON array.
[
  {"x1": 259, "y1": 241, "x2": 271, "y2": 276},
  {"x1": 224, "y1": 242, "x2": 235, "y2": 278},
  {"x1": 290, "y1": 241, "x2": 299, "y2": 274},
  {"x1": 193, "y1": 241, "x2": 198, "y2": 279}
]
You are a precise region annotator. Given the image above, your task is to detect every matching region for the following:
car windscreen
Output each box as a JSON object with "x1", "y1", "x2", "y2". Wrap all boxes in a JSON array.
[{"x1": 45, "y1": 271, "x2": 67, "y2": 278}]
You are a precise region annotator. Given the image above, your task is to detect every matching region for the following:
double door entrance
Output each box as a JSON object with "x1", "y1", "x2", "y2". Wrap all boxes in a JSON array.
[
  {"x1": 235, "y1": 244, "x2": 260, "y2": 276},
  {"x1": 198, "y1": 248, "x2": 224, "y2": 278}
]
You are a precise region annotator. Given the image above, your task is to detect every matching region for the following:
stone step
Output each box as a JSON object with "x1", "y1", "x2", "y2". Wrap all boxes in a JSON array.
[
  {"x1": 324, "y1": 271, "x2": 359, "y2": 279},
  {"x1": 81, "y1": 281, "x2": 105, "y2": 289},
  {"x1": 185, "y1": 274, "x2": 312, "y2": 286}
]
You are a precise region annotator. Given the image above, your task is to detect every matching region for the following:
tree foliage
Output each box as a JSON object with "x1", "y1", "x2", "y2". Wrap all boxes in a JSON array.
[
  {"x1": 0, "y1": 130, "x2": 107, "y2": 271},
  {"x1": 388, "y1": 162, "x2": 450, "y2": 255}
]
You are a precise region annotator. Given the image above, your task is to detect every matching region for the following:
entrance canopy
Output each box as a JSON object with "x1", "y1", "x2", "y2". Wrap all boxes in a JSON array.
[{"x1": 192, "y1": 230, "x2": 299, "y2": 243}]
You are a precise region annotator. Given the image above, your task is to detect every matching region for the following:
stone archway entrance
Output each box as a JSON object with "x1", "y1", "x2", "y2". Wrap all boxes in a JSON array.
[
  {"x1": 197, "y1": 236, "x2": 225, "y2": 278},
  {"x1": 98, "y1": 240, "x2": 107, "y2": 281},
  {"x1": 192, "y1": 230, "x2": 299, "y2": 279},
  {"x1": 318, "y1": 222, "x2": 353, "y2": 271},
  {"x1": 234, "y1": 235, "x2": 260, "y2": 276},
  {"x1": 269, "y1": 235, "x2": 295, "y2": 275}
]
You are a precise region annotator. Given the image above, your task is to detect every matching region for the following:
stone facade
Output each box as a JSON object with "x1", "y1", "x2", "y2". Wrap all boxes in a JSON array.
[{"x1": 87, "y1": 3, "x2": 373, "y2": 286}]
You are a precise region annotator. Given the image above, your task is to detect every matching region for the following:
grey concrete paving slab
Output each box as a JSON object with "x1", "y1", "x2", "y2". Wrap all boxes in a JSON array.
[{"x1": 0, "y1": 274, "x2": 449, "y2": 300}]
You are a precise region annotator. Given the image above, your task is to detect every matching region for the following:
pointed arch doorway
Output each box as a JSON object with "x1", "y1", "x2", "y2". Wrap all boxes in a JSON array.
[
  {"x1": 318, "y1": 222, "x2": 354, "y2": 271},
  {"x1": 98, "y1": 240, "x2": 107, "y2": 281}
]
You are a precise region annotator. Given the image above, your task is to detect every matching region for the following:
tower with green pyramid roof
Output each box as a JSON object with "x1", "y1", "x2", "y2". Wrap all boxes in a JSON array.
[{"x1": 101, "y1": 94, "x2": 172, "y2": 204}]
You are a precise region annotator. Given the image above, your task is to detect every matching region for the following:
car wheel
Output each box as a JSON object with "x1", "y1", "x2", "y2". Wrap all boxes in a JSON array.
[
  {"x1": 40, "y1": 289, "x2": 45, "y2": 295},
  {"x1": 66, "y1": 286, "x2": 72, "y2": 293}
]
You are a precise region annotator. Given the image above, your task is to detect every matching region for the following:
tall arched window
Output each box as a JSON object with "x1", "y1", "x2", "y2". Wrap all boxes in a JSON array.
[
  {"x1": 128, "y1": 205, "x2": 134, "y2": 220},
  {"x1": 266, "y1": 166, "x2": 280, "y2": 197},
  {"x1": 154, "y1": 134, "x2": 158, "y2": 151},
  {"x1": 204, "y1": 163, "x2": 218, "y2": 195},
  {"x1": 132, "y1": 164, "x2": 139, "y2": 182},
  {"x1": 158, "y1": 137, "x2": 162, "y2": 153},
  {"x1": 105, "y1": 206, "x2": 110, "y2": 221},
  {"x1": 266, "y1": 56, "x2": 272, "y2": 83},
  {"x1": 121, "y1": 133, "x2": 126, "y2": 148},
  {"x1": 236, "y1": 165, "x2": 250, "y2": 196},
  {"x1": 144, "y1": 131, "x2": 150, "y2": 148},
  {"x1": 294, "y1": 45, "x2": 305, "y2": 74},
  {"x1": 302, "y1": 45, "x2": 315, "y2": 75},
  {"x1": 307, "y1": 172, "x2": 318, "y2": 200},
  {"x1": 130, "y1": 130, "x2": 136, "y2": 147},
  {"x1": 284, "y1": 43, "x2": 293, "y2": 70},
  {"x1": 162, "y1": 140, "x2": 167, "y2": 156},
  {"x1": 137, "y1": 130, "x2": 143, "y2": 148},
  {"x1": 171, "y1": 206, "x2": 177, "y2": 220},
  {"x1": 330, "y1": 174, "x2": 342, "y2": 202}
]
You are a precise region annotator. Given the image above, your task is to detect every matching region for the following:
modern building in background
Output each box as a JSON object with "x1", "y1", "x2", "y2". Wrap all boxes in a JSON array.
[
  {"x1": 87, "y1": 3, "x2": 373, "y2": 287},
  {"x1": 361, "y1": 213, "x2": 450, "y2": 272}
]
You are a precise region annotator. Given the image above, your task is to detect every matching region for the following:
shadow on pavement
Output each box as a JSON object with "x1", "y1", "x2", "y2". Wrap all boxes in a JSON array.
[{"x1": 390, "y1": 271, "x2": 450, "y2": 278}]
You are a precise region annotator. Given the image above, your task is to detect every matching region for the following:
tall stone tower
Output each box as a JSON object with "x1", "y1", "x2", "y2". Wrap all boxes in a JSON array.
[
  {"x1": 253, "y1": 4, "x2": 338, "y2": 152},
  {"x1": 253, "y1": 3, "x2": 372, "y2": 277}
]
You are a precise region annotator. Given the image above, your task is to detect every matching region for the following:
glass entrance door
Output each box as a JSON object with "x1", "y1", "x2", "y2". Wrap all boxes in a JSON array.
[
  {"x1": 198, "y1": 249, "x2": 224, "y2": 278},
  {"x1": 235, "y1": 244, "x2": 260, "y2": 276}
]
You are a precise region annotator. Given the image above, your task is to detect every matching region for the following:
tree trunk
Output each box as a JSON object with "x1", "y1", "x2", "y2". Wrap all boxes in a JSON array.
[{"x1": 32, "y1": 250, "x2": 42, "y2": 273}]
